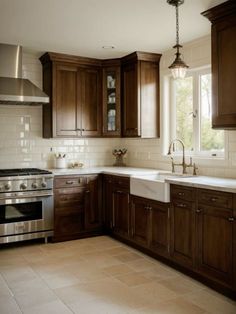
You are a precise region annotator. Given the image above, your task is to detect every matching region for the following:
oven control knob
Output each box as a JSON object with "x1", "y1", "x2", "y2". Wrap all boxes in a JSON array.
[
  {"x1": 20, "y1": 183, "x2": 27, "y2": 190},
  {"x1": 32, "y1": 182, "x2": 38, "y2": 189},
  {"x1": 41, "y1": 181, "x2": 47, "y2": 188},
  {"x1": 4, "y1": 183, "x2": 11, "y2": 190}
]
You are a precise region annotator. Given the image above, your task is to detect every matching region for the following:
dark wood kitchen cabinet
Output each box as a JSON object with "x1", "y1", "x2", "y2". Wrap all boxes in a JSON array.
[
  {"x1": 111, "y1": 176, "x2": 130, "y2": 239},
  {"x1": 103, "y1": 175, "x2": 130, "y2": 238},
  {"x1": 53, "y1": 175, "x2": 102, "y2": 241},
  {"x1": 170, "y1": 185, "x2": 196, "y2": 269},
  {"x1": 196, "y1": 189, "x2": 234, "y2": 288},
  {"x1": 102, "y1": 60, "x2": 121, "y2": 137},
  {"x1": 130, "y1": 196, "x2": 170, "y2": 255},
  {"x1": 121, "y1": 52, "x2": 161, "y2": 138},
  {"x1": 40, "y1": 52, "x2": 102, "y2": 138},
  {"x1": 202, "y1": 1, "x2": 236, "y2": 129},
  {"x1": 130, "y1": 196, "x2": 150, "y2": 247},
  {"x1": 149, "y1": 200, "x2": 170, "y2": 258}
]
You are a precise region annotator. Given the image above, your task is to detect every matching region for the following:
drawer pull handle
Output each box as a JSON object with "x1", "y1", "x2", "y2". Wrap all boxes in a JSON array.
[
  {"x1": 196, "y1": 209, "x2": 202, "y2": 213},
  {"x1": 228, "y1": 217, "x2": 234, "y2": 222},
  {"x1": 66, "y1": 181, "x2": 74, "y2": 185},
  {"x1": 85, "y1": 190, "x2": 90, "y2": 194},
  {"x1": 176, "y1": 203, "x2": 186, "y2": 208},
  {"x1": 116, "y1": 190, "x2": 123, "y2": 194},
  {"x1": 178, "y1": 192, "x2": 184, "y2": 196}
]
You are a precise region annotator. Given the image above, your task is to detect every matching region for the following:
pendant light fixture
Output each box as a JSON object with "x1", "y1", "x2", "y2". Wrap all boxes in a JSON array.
[{"x1": 167, "y1": 0, "x2": 189, "y2": 79}]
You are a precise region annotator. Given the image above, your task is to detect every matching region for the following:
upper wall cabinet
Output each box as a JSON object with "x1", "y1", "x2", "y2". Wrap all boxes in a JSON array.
[
  {"x1": 40, "y1": 51, "x2": 161, "y2": 138},
  {"x1": 40, "y1": 53, "x2": 102, "y2": 138},
  {"x1": 202, "y1": 1, "x2": 236, "y2": 129},
  {"x1": 102, "y1": 59, "x2": 121, "y2": 137},
  {"x1": 121, "y1": 52, "x2": 161, "y2": 138}
]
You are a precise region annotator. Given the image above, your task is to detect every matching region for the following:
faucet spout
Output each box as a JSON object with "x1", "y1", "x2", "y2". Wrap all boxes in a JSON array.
[{"x1": 168, "y1": 138, "x2": 186, "y2": 174}]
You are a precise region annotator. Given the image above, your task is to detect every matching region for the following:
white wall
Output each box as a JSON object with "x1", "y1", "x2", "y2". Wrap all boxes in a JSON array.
[{"x1": 1, "y1": 39, "x2": 236, "y2": 178}]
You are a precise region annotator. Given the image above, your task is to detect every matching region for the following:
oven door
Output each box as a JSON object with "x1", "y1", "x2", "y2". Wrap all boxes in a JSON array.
[{"x1": 0, "y1": 191, "x2": 53, "y2": 236}]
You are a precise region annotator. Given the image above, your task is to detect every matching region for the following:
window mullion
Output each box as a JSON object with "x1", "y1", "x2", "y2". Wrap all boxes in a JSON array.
[{"x1": 193, "y1": 72, "x2": 200, "y2": 155}]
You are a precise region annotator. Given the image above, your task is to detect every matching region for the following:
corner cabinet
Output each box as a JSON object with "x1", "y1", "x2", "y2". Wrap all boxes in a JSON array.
[
  {"x1": 40, "y1": 53, "x2": 102, "y2": 138},
  {"x1": 121, "y1": 52, "x2": 161, "y2": 138},
  {"x1": 202, "y1": 1, "x2": 236, "y2": 129}
]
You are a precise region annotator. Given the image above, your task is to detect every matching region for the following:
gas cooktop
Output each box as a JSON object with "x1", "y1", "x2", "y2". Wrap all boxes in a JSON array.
[{"x1": 0, "y1": 168, "x2": 52, "y2": 177}]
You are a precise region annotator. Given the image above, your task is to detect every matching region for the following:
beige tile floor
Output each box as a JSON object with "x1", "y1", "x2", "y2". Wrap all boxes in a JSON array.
[{"x1": 0, "y1": 236, "x2": 235, "y2": 314}]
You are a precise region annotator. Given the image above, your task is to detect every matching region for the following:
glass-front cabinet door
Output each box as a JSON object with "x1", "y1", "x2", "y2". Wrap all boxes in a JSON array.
[{"x1": 102, "y1": 66, "x2": 121, "y2": 136}]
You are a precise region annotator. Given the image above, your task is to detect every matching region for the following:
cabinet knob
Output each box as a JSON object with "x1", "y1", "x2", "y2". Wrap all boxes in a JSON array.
[
  {"x1": 196, "y1": 209, "x2": 202, "y2": 213},
  {"x1": 228, "y1": 217, "x2": 234, "y2": 222}
]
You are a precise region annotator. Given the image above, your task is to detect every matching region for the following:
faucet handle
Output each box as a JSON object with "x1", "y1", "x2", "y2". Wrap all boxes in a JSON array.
[
  {"x1": 189, "y1": 157, "x2": 193, "y2": 166},
  {"x1": 170, "y1": 157, "x2": 175, "y2": 173},
  {"x1": 193, "y1": 163, "x2": 198, "y2": 176}
]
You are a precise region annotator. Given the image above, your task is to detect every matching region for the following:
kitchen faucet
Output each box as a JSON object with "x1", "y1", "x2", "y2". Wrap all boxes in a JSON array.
[{"x1": 167, "y1": 139, "x2": 197, "y2": 175}]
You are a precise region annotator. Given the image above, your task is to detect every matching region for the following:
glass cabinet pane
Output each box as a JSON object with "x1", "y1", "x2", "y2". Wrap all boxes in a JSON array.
[{"x1": 107, "y1": 72, "x2": 116, "y2": 131}]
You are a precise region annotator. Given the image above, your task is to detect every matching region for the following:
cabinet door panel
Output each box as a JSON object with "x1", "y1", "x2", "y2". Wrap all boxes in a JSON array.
[
  {"x1": 103, "y1": 176, "x2": 113, "y2": 231},
  {"x1": 150, "y1": 203, "x2": 169, "y2": 258},
  {"x1": 170, "y1": 200, "x2": 195, "y2": 268},
  {"x1": 102, "y1": 66, "x2": 121, "y2": 137},
  {"x1": 55, "y1": 65, "x2": 78, "y2": 136},
  {"x1": 81, "y1": 68, "x2": 102, "y2": 136},
  {"x1": 113, "y1": 190, "x2": 130, "y2": 238},
  {"x1": 122, "y1": 62, "x2": 139, "y2": 137},
  {"x1": 85, "y1": 176, "x2": 102, "y2": 230},
  {"x1": 131, "y1": 197, "x2": 149, "y2": 247},
  {"x1": 55, "y1": 213, "x2": 84, "y2": 237},
  {"x1": 196, "y1": 205, "x2": 234, "y2": 287}
]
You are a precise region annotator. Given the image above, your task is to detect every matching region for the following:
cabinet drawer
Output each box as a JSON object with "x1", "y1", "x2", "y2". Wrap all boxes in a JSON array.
[
  {"x1": 54, "y1": 187, "x2": 87, "y2": 208},
  {"x1": 171, "y1": 185, "x2": 194, "y2": 201},
  {"x1": 197, "y1": 189, "x2": 233, "y2": 209},
  {"x1": 54, "y1": 176, "x2": 86, "y2": 188},
  {"x1": 113, "y1": 176, "x2": 130, "y2": 189}
]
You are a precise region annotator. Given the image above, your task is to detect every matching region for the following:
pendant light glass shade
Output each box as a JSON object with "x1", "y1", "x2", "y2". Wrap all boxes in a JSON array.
[
  {"x1": 169, "y1": 45, "x2": 189, "y2": 79},
  {"x1": 167, "y1": 0, "x2": 189, "y2": 79}
]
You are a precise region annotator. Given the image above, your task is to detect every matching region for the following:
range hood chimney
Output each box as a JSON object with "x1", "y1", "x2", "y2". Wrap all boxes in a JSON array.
[{"x1": 0, "y1": 43, "x2": 49, "y2": 105}]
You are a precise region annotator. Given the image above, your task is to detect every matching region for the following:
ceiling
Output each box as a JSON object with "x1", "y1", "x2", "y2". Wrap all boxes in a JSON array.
[{"x1": 0, "y1": 0, "x2": 226, "y2": 58}]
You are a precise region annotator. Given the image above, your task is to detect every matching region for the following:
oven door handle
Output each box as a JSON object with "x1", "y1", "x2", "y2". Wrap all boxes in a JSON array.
[{"x1": 0, "y1": 191, "x2": 53, "y2": 205}]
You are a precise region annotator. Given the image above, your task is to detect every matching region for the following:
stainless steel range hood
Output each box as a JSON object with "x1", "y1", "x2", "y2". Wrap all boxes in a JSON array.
[{"x1": 0, "y1": 43, "x2": 49, "y2": 105}]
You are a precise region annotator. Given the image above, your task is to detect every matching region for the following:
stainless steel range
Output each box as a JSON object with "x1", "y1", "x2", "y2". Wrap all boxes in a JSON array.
[{"x1": 0, "y1": 168, "x2": 54, "y2": 244}]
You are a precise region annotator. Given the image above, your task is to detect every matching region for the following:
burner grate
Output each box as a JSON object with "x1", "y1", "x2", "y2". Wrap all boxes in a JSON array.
[{"x1": 0, "y1": 168, "x2": 52, "y2": 177}]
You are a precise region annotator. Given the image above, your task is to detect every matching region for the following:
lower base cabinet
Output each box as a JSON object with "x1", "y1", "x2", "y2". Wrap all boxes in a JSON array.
[
  {"x1": 53, "y1": 174, "x2": 236, "y2": 298},
  {"x1": 53, "y1": 175, "x2": 102, "y2": 241},
  {"x1": 103, "y1": 176, "x2": 236, "y2": 298},
  {"x1": 196, "y1": 193, "x2": 234, "y2": 288},
  {"x1": 130, "y1": 195, "x2": 170, "y2": 257}
]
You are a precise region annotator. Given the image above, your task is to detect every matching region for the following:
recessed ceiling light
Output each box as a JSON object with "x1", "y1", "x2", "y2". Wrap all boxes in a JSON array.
[{"x1": 102, "y1": 46, "x2": 115, "y2": 49}]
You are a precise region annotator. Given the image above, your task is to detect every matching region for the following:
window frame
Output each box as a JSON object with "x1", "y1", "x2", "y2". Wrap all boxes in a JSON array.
[{"x1": 169, "y1": 66, "x2": 225, "y2": 158}]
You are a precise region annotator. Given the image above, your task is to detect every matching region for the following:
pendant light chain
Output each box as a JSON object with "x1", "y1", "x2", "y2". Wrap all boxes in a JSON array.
[{"x1": 176, "y1": 4, "x2": 179, "y2": 47}]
